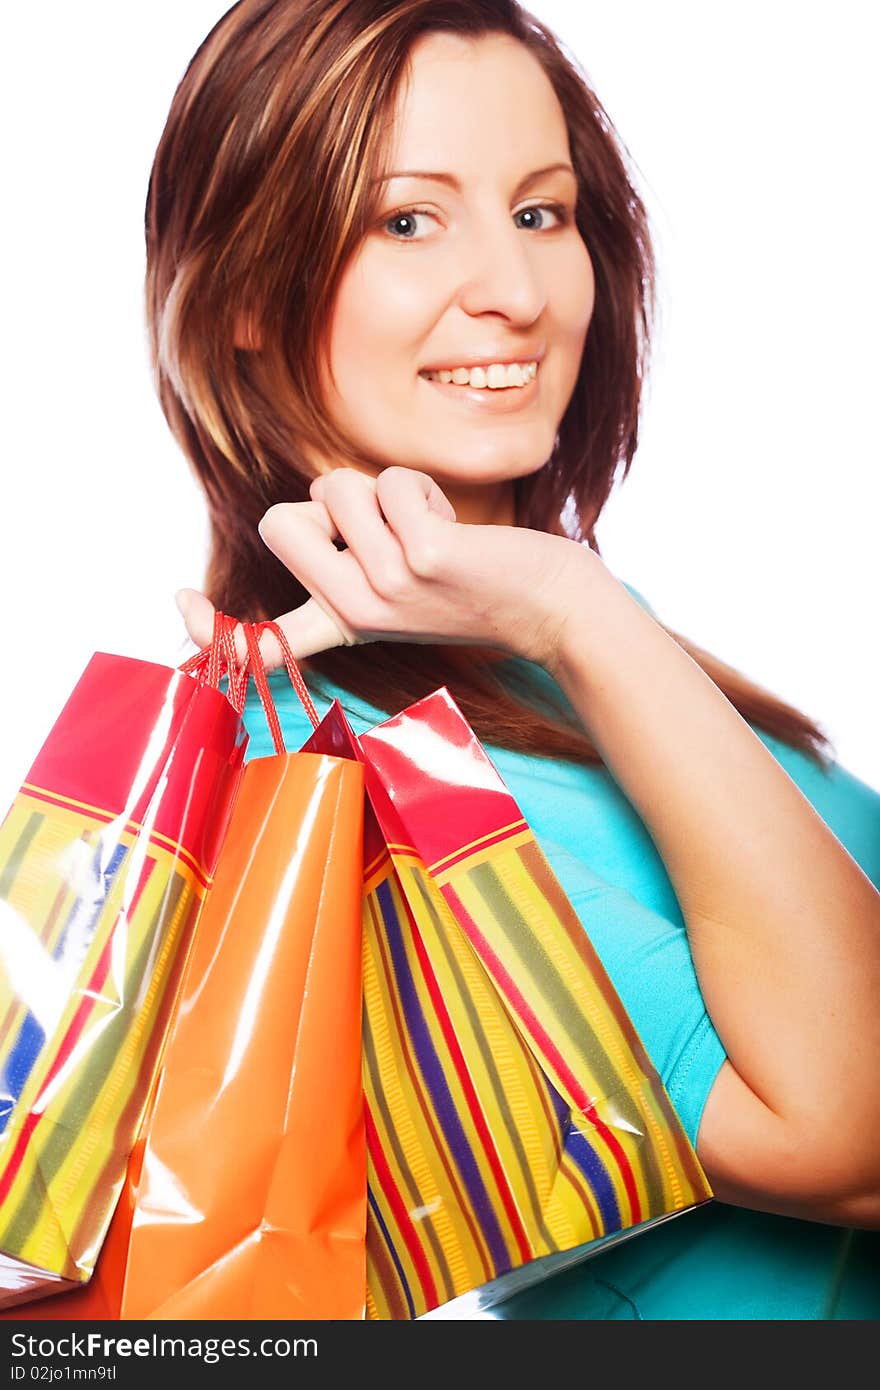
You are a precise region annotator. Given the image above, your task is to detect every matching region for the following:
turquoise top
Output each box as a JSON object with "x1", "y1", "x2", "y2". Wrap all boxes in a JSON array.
[{"x1": 239, "y1": 584, "x2": 880, "y2": 1320}]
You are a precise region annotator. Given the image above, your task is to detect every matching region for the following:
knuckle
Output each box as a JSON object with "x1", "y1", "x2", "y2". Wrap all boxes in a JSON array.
[
  {"x1": 378, "y1": 464, "x2": 417, "y2": 495},
  {"x1": 259, "y1": 502, "x2": 283, "y2": 531},
  {"x1": 326, "y1": 466, "x2": 360, "y2": 492},
  {"x1": 407, "y1": 539, "x2": 441, "y2": 579},
  {"x1": 259, "y1": 501, "x2": 296, "y2": 540},
  {"x1": 372, "y1": 562, "x2": 411, "y2": 600}
]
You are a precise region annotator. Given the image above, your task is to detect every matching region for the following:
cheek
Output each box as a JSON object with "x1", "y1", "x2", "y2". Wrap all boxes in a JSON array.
[
  {"x1": 549, "y1": 243, "x2": 595, "y2": 394},
  {"x1": 328, "y1": 248, "x2": 432, "y2": 385},
  {"x1": 558, "y1": 241, "x2": 596, "y2": 340},
  {"x1": 325, "y1": 262, "x2": 383, "y2": 381}
]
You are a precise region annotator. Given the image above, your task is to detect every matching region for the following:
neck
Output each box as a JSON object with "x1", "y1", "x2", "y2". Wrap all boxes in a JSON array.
[{"x1": 442, "y1": 477, "x2": 516, "y2": 527}]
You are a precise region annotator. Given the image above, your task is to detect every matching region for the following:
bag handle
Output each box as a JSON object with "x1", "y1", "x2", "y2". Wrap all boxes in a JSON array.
[{"x1": 179, "y1": 612, "x2": 321, "y2": 752}]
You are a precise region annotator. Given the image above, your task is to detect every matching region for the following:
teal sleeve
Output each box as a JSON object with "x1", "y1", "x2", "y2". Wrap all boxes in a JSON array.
[{"x1": 535, "y1": 837, "x2": 727, "y2": 1148}]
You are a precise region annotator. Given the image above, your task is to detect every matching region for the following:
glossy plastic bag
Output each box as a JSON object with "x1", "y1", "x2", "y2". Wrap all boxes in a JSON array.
[
  {"x1": 110, "y1": 629, "x2": 366, "y2": 1318},
  {"x1": 305, "y1": 688, "x2": 713, "y2": 1318},
  {"x1": 0, "y1": 649, "x2": 244, "y2": 1308}
]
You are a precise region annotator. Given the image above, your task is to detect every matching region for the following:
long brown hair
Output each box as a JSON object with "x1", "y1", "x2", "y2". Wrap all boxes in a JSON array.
[{"x1": 145, "y1": 0, "x2": 832, "y2": 767}]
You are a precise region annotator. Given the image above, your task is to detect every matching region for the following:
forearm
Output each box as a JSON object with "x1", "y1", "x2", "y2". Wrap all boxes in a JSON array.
[{"x1": 548, "y1": 552, "x2": 880, "y2": 1168}]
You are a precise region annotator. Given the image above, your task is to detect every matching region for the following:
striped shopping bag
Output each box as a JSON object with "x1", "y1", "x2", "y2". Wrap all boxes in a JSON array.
[
  {"x1": 0, "y1": 649, "x2": 244, "y2": 1307},
  {"x1": 304, "y1": 689, "x2": 713, "y2": 1319}
]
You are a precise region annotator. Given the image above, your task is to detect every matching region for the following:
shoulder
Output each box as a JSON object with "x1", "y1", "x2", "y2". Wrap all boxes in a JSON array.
[
  {"x1": 619, "y1": 579, "x2": 658, "y2": 617},
  {"x1": 614, "y1": 579, "x2": 880, "y2": 889}
]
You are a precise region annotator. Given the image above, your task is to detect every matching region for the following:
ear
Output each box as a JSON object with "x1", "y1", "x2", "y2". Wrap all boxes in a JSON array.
[{"x1": 233, "y1": 311, "x2": 262, "y2": 351}]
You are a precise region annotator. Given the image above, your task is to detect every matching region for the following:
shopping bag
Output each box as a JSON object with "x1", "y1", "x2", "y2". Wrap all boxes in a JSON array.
[
  {"x1": 0, "y1": 643, "x2": 245, "y2": 1309},
  {"x1": 1, "y1": 617, "x2": 367, "y2": 1321},
  {"x1": 303, "y1": 685, "x2": 714, "y2": 1319},
  {"x1": 111, "y1": 621, "x2": 366, "y2": 1318}
]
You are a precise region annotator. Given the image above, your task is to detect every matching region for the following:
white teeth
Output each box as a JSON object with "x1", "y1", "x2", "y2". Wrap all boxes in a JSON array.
[
  {"x1": 424, "y1": 360, "x2": 539, "y2": 388},
  {"x1": 487, "y1": 363, "x2": 513, "y2": 388}
]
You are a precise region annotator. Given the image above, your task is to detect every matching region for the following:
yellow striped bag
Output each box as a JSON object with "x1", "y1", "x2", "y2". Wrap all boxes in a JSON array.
[
  {"x1": 0, "y1": 653, "x2": 244, "y2": 1307},
  {"x1": 304, "y1": 690, "x2": 712, "y2": 1319}
]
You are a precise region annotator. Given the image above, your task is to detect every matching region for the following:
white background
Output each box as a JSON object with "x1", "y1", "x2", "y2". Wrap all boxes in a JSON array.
[{"x1": 1, "y1": 0, "x2": 877, "y2": 814}]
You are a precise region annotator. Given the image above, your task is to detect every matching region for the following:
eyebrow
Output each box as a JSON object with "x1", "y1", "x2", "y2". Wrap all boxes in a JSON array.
[{"x1": 372, "y1": 162, "x2": 577, "y2": 197}]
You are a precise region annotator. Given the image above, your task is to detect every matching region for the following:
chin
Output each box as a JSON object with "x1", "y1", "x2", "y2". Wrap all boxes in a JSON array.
[
  {"x1": 407, "y1": 466, "x2": 519, "y2": 492},
  {"x1": 422, "y1": 450, "x2": 551, "y2": 488}
]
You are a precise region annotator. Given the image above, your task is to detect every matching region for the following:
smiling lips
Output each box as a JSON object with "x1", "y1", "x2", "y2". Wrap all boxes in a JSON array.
[{"x1": 420, "y1": 360, "x2": 539, "y2": 389}]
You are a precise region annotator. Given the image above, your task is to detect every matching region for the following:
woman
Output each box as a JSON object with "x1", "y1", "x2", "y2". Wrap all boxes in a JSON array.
[{"x1": 153, "y1": 0, "x2": 880, "y2": 1318}]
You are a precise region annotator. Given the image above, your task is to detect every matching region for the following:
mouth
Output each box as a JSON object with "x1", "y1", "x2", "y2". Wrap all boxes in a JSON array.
[
  {"x1": 419, "y1": 358, "x2": 539, "y2": 386},
  {"x1": 417, "y1": 359, "x2": 541, "y2": 412}
]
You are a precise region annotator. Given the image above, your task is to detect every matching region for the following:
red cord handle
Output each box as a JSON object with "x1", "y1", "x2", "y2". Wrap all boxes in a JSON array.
[{"x1": 179, "y1": 611, "x2": 320, "y2": 753}]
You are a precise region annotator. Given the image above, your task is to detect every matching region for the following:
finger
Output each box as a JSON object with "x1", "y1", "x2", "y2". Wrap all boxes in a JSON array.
[
  {"x1": 257, "y1": 497, "x2": 342, "y2": 552},
  {"x1": 258, "y1": 496, "x2": 356, "y2": 643},
  {"x1": 263, "y1": 596, "x2": 349, "y2": 661},
  {"x1": 313, "y1": 467, "x2": 455, "y2": 523},
  {"x1": 296, "y1": 496, "x2": 341, "y2": 539},
  {"x1": 175, "y1": 588, "x2": 216, "y2": 649},
  {"x1": 375, "y1": 467, "x2": 456, "y2": 576},
  {"x1": 425, "y1": 475, "x2": 457, "y2": 522},
  {"x1": 259, "y1": 503, "x2": 362, "y2": 644},
  {"x1": 175, "y1": 585, "x2": 347, "y2": 669},
  {"x1": 309, "y1": 469, "x2": 411, "y2": 599},
  {"x1": 258, "y1": 495, "x2": 361, "y2": 649},
  {"x1": 173, "y1": 588, "x2": 271, "y2": 666},
  {"x1": 175, "y1": 501, "x2": 337, "y2": 657},
  {"x1": 309, "y1": 469, "x2": 377, "y2": 498},
  {"x1": 259, "y1": 500, "x2": 377, "y2": 642}
]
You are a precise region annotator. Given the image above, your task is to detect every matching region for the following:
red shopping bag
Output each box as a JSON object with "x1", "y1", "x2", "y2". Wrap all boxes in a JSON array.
[{"x1": 0, "y1": 637, "x2": 244, "y2": 1308}]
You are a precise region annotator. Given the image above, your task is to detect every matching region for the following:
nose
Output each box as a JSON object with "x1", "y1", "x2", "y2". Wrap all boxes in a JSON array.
[{"x1": 455, "y1": 213, "x2": 546, "y2": 325}]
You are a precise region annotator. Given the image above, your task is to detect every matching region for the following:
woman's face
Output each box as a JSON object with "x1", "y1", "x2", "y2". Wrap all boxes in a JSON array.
[{"x1": 319, "y1": 31, "x2": 595, "y2": 523}]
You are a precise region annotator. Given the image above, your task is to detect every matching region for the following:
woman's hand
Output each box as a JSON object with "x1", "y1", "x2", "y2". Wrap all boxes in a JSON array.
[{"x1": 176, "y1": 466, "x2": 593, "y2": 674}]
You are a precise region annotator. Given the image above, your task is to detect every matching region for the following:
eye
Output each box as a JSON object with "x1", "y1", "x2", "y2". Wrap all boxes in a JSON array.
[
  {"x1": 382, "y1": 207, "x2": 438, "y2": 240},
  {"x1": 514, "y1": 202, "x2": 569, "y2": 231}
]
